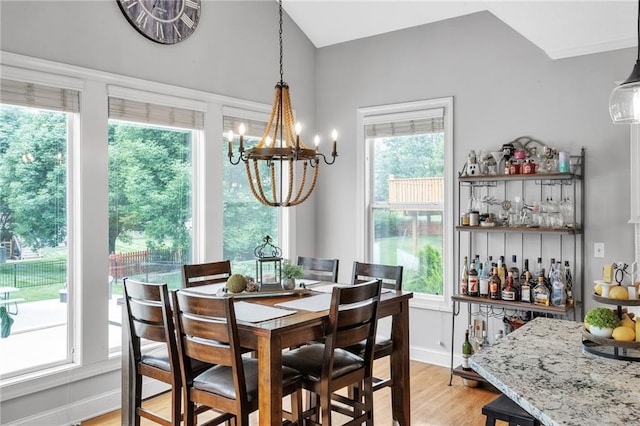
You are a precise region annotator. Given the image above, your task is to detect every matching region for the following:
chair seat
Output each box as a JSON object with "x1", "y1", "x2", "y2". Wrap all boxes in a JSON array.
[
  {"x1": 142, "y1": 346, "x2": 210, "y2": 373},
  {"x1": 482, "y1": 394, "x2": 538, "y2": 426},
  {"x1": 194, "y1": 358, "x2": 301, "y2": 403},
  {"x1": 282, "y1": 343, "x2": 364, "y2": 382},
  {"x1": 344, "y1": 335, "x2": 393, "y2": 359}
]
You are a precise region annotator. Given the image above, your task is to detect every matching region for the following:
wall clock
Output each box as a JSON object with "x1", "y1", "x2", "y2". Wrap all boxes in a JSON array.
[{"x1": 117, "y1": 0, "x2": 201, "y2": 44}]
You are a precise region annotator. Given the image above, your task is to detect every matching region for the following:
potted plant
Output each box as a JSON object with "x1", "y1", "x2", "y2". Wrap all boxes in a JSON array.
[
  {"x1": 282, "y1": 260, "x2": 303, "y2": 290},
  {"x1": 585, "y1": 307, "x2": 620, "y2": 338}
]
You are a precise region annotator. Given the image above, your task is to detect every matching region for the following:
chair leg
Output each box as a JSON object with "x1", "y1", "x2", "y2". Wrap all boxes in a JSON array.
[
  {"x1": 184, "y1": 400, "x2": 196, "y2": 426},
  {"x1": 133, "y1": 374, "x2": 143, "y2": 426},
  {"x1": 170, "y1": 386, "x2": 181, "y2": 426}
]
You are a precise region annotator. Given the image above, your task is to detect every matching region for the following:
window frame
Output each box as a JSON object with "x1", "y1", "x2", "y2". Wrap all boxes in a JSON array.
[{"x1": 356, "y1": 97, "x2": 454, "y2": 311}]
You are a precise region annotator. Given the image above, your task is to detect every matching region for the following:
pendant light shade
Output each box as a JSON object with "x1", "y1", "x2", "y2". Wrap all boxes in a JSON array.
[
  {"x1": 610, "y1": 61, "x2": 640, "y2": 124},
  {"x1": 610, "y1": 0, "x2": 640, "y2": 124}
]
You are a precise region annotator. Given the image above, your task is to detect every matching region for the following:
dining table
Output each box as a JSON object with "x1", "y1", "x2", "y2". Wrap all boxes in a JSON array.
[{"x1": 121, "y1": 281, "x2": 413, "y2": 426}]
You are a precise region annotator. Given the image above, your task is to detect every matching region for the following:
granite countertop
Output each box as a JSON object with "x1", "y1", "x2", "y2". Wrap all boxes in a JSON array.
[{"x1": 470, "y1": 317, "x2": 640, "y2": 426}]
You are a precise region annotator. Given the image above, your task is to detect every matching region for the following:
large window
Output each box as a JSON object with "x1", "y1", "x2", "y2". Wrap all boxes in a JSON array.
[
  {"x1": 0, "y1": 79, "x2": 78, "y2": 378},
  {"x1": 222, "y1": 114, "x2": 280, "y2": 276},
  {"x1": 359, "y1": 98, "x2": 453, "y2": 303},
  {"x1": 107, "y1": 96, "x2": 200, "y2": 351}
]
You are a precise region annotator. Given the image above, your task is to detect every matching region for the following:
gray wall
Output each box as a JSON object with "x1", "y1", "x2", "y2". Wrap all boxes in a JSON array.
[{"x1": 313, "y1": 11, "x2": 634, "y2": 359}]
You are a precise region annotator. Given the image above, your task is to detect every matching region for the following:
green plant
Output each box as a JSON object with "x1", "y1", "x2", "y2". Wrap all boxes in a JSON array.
[
  {"x1": 282, "y1": 260, "x2": 303, "y2": 279},
  {"x1": 585, "y1": 307, "x2": 619, "y2": 329}
]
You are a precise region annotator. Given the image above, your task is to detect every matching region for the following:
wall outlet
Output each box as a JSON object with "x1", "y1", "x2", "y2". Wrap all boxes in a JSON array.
[{"x1": 594, "y1": 242, "x2": 605, "y2": 258}]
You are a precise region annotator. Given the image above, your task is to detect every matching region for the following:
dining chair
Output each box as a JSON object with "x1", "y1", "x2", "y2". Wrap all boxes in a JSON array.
[
  {"x1": 171, "y1": 289, "x2": 303, "y2": 426},
  {"x1": 297, "y1": 256, "x2": 340, "y2": 283},
  {"x1": 182, "y1": 260, "x2": 232, "y2": 288},
  {"x1": 281, "y1": 279, "x2": 382, "y2": 426},
  {"x1": 348, "y1": 261, "x2": 403, "y2": 393},
  {"x1": 122, "y1": 278, "x2": 183, "y2": 426}
]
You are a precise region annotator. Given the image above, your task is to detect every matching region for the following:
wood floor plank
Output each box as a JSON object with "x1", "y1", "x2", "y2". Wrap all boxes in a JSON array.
[{"x1": 82, "y1": 360, "x2": 505, "y2": 425}]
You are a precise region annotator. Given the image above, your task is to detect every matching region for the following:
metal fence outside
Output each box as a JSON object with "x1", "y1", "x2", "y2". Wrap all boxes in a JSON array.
[{"x1": 0, "y1": 260, "x2": 66, "y2": 289}]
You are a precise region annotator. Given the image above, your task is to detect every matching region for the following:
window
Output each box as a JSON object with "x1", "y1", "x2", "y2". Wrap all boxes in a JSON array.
[
  {"x1": 358, "y1": 98, "x2": 453, "y2": 306},
  {"x1": 107, "y1": 95, "x2": 202, "y2": 351},
  {"x1": 222, "y1": 113, "x2": 282, "y2": 276},
  {"x1": 0, "y1": 79, "x2": 78, "y2": 378}
]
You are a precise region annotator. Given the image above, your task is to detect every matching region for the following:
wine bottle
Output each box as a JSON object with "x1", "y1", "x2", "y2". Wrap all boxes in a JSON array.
[
  {"x1": 460, "y1": 256, "x2": 469, "y2": 295},
  {"x1": 520, "y1": 258, "x2": 530, "y2": 283},
  {"x1": 462, "y1": 329, "x2": 473, "y2": 371}
]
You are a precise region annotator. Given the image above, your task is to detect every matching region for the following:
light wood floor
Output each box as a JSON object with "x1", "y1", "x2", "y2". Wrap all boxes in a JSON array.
[{"x1": 83, "y1": 360, "x2": 505, "y2": 425}]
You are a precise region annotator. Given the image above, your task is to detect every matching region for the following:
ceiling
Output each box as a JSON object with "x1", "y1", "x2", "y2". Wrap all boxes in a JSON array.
[{"x1": 282, "y1": 0, "x2": 637, "y2": 59}]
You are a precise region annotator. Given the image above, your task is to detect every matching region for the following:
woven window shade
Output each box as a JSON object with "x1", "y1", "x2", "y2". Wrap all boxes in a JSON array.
[
  {"x1": 223, "y1": 115, "x2": 268, "y2": 138},
  {"x1": 109, "y1": 97, "x2": 204, "y2": 130},
  {"x1": 365, "y1": 108, "x2": 444, "y2": 138},
  {"x1": 1, "y1": 78, "x2": 79, "y2": 112}
]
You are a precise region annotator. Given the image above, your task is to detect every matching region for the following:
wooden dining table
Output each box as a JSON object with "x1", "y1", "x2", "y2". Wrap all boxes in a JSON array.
[{"x1": 121, "y1": 282, "x2": 413, "y2": 426}]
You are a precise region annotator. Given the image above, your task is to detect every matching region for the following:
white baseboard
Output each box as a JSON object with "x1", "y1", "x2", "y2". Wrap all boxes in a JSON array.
[
  {"x1": 410, "y1": 344, "x2": 459, "y2": 369},
  {"x1": 4, "y1": 380, "x2": 168, "y2": 426}
]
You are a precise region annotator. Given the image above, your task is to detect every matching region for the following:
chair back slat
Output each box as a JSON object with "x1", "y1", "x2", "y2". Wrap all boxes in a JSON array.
[
  {"x1": 352, "y1": 261, "x2": 403, "y2": 290},
  {"x1": 325, "y1": 280, "x2": 381, "y2": 362},
  {"x1": 297, "y1": 256, "x2": 339, "y2": 283},
  {"x1": 183, "y1": 260, "x2": 232, "y2": 288}
]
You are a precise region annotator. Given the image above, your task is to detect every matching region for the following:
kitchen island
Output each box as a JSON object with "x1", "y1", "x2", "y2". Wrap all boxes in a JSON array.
[{"x1": 470, "y1": 317, "x2": 640, "y2": 426}]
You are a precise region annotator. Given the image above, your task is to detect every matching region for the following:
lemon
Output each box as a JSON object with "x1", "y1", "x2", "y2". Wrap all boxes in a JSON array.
[
  {"x1": 608, "y1": 286, "x2": 629, "y2": 300},
  {"x1": 594, "y1": 283, "x2": 602, "y2": 296},
  {"x1": 584, "y1": 320, "x2": 590, "y2": 331},
  {"x1": 612, "y1": 326, "x2": 635, "y2": 342}
]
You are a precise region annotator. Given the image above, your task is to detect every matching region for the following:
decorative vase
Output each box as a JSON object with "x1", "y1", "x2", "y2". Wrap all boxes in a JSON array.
[
  {"x1": 282, "y1": 277, "x2": 296, "y2": 290},
  {"x1": 589, "y1": 326, "x2": 614, "y2": 338}
]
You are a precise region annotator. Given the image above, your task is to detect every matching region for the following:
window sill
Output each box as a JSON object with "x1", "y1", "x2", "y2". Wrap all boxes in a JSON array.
[{"x1": 409, "y1": 293, "x2": 452, "y2": 312}]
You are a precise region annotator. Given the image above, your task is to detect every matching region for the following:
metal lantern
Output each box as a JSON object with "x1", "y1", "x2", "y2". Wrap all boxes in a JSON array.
[{"x1": 254, "y1": 235, "x2": 282, "y2": 291}]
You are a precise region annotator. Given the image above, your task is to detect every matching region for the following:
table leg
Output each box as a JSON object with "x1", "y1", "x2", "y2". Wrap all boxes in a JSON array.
[
  {"x1": 390, "y1": 299, "x2": 411, "y2": 426},
  {"x1": 257, "y1": 334, "x2": 283, "y2": 426}
]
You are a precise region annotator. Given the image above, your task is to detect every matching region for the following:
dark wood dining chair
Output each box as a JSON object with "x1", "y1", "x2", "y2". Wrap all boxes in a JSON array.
[
  {"x1": 171, "y1": 290, "x2": 303, "y2": 426},
  {"x1": 182, "y1": 260, "x2": 232, "y2": 288},
  {"x1": 297, "y1": 256, "x2": 340, "y2": 283},
  {"x1": 122, "y1": 278, "x2": 183, "y2": 426},
  {"x1": 348, "y1": 261, "x2": 403, "y2": 393},
  {"x1": 281, "y1": 279, "x2": 382, "y2": 426}
]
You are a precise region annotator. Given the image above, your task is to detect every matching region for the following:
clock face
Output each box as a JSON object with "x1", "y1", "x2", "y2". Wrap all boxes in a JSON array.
[{"x1": 117, "y1": 0, "x2": 201, "y2": 45}]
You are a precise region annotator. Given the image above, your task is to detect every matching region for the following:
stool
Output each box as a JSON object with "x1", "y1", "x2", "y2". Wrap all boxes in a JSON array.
[{"x1": 482, "y1": 394, "x2": 539, "y2": 426}]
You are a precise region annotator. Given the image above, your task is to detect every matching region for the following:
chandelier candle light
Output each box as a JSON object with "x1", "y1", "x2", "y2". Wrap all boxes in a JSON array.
[{"x1": 228, "y1": 0, "x2": 337, "y2": 207}]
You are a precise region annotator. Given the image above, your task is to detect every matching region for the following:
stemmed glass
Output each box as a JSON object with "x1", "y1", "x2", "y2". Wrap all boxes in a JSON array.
[{"x1": 490, "y1": 151, "x2": 505, "y2": 175}]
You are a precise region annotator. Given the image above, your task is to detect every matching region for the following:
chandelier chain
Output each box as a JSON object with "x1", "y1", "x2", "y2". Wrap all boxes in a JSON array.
[{"x1": 279, "y1": 0, "x2": 284, "y2": 83}]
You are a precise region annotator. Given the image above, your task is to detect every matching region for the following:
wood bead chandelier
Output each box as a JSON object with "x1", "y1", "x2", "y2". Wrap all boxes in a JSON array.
[{"x1": 227, "y1": 0, "x2": 337, "y2": 207}]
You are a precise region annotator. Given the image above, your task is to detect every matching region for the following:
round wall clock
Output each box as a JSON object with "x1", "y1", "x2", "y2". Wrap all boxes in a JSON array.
[{"x1": 116, "y1": 0, "x2": 201, "y2": 45}]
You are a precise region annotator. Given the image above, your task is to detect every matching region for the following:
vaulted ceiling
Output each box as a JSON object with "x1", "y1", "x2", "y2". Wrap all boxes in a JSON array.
[{"x1": 282, "y1": 1, "x2": 636, "y2": 59}]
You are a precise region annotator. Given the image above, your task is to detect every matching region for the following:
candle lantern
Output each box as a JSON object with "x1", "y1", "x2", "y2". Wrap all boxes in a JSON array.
[{"x1": 254, "y1": 235, "x2": 282, "y2": 291}]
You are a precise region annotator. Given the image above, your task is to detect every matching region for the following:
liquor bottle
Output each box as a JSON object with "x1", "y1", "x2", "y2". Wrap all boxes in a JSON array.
[
  {"x1": 535, "y1": 257, "x2": 544, "y2": 278},
  {"x1": 489, "y1": 265, "x2": 502, "y2": 300},
  {"x1": 520, "y1": 259, "x2": 530, "y2": 283},
  {"x1": 547, "y1": 258, "x2": 556, "y2": 284},
  {"x1": 462, "y1": 329, "x2": 473, "y2": 370},
  {"x1": 509, "y1": 255, "x2": 520, "y2": 285},
  {"x1": 520, "y1": 270, "x2": 532, "y2": 303},
  {"x1": 468, "y1": 261, "x2": 479, "y2": 297},
  {"x1": 551, "y1": 262, "x2": 567, "y2": 307},
  {"x1": 460, "y1": 256, "x2": 469, "y2": 295},
  {"x1": 479, "y1": 260, "x2": 490, "y2": 298},
  {"x1": 564, "y1": 260, "x2": 573, "y2": 301},
  {"x1": 484, "y1": 255, "x2": 493, "y2": 276},
  {"x1": 495, "y1": 329, "x2": 504, "y2": 341},
  {"x1": 533, "y1": 275, "x2": 550, "y2": 306},
  {"x1": 498, "y1": 256, "x2": 507, "y2": 287},
  {"x1": 502, "y1": 271, "x2": 517, "y2": 301},
  {"x1": 474, "y1": 255, "x2": 481, "y2": 273}
]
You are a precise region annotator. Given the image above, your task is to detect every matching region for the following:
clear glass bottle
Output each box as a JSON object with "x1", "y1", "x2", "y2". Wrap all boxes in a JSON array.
[
  {"x1": 479, "y1": 260, "x2": 490, "y2": 298},
  {"x1": 460, "y1": 256, "x2": 469, "y2": 295},
  {"x1": 477, "y1": 330, "x2": 490, "y2": 351},
  {"x1": 533, "y1": 275, "x2": 550, "y2": 306}
]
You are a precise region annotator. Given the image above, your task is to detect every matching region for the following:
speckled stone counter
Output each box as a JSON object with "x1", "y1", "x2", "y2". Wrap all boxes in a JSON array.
[{"x1": 470, "y1": 317, "x2": 640, "y2": 426}]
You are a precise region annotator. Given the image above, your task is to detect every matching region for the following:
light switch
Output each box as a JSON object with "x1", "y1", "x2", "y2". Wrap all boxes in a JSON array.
[{"x1": 594, "y1": 243, "x2": 605, "y2": 258}]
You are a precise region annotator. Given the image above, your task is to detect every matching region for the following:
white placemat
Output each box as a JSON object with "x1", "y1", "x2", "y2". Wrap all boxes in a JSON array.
[
  {"x1": 274, "y1": 293, "x2": 332, "y2": 312},
  {"x1": 234, "y1": 301, "x2": 297, "y2": 323}
]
